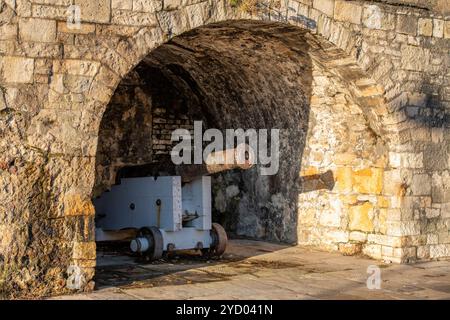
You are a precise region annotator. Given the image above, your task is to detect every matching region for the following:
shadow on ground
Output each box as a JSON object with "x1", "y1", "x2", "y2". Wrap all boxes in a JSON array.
[
  {"x1": 95, "y1": 239, "x2": 295, "y2": 290},
  {"x1": 50, "y1": 239, "x2": 450, "y2": 300}
]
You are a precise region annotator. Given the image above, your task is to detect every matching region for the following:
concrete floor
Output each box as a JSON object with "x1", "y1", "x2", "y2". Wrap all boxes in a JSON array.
[{"x1": 52, "y1": 239, "x2": 450, "y2": 300}]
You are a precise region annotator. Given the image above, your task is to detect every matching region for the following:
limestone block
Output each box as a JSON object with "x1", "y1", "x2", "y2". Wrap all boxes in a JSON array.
[
  {"x1": 401, "y1": 45, "x2": 430, "y2": 71},
  {"x1": 426, "y1": 208, "x2": 440, "y2": 218},
  {"x1": 384, "y1": 166, "x2": 403, "y2": 185},
  {"x1": 387, "y1": 208, "x2": 401, "y2": 221},
  {"x1": 325, "y1": 230, "x2": 349, "y2": 243},
  {"x1": 402, "y1": 235, "x2": 428, "y2": 248},
  {"x1": 95, "y1": 66, "x2": 120, "y2": 89},
  {"x1": 319, "y1": 208, "x2": 341, "y2": 227},
  {"x1": 362, "y1": 244, "x2": 382, "y2": 259},
  {"x1": 0, "y1": 92, "x2": 6, "y2": 111},
  {"x1": 32, "y1": 4, "x2": 70, "y2": 20},
  {"x1": 387, "y1": 153, "x2": 403, "y2": 169},
  {"x1": 438, "y1": 231, "x2": 450, "y2": 243},
  {"x1": 381, "y1": 245, "x2": 393, "y2": 257},
  {"x1": 117, "y1": 25, "x2": 163, "y2": 60},
  {"x1": 0, "y1": 24, "x2": 17, "y2": 40},
  {"x1": 430, "y1": 244, "x2": 450, "y2": 258},
  {"x1": 427, "y1": 234, "x2": 439, "y2": 245},
  {"x1": 442, "y1": 203, "x2": 450, "y2": 218},
  {"x1": 410, "y1": 174, "x2": 431, "y2": 196},
  {"x1": 335, "y1": 167, "x2": 352, "y2": 192},
  {"x1": 73, "y1": 242, "x2": 96, "y2": 260},
  {"x1": 112, "y1": 0, "x2": 133, "y2": 10},
  {"x1": 418, "y1": 18, "x2": 433, "y2": 37},
  {"x1": 377, "y1": 196, "x2": 390, "y2": 208},
  {"x1": 33, "y1": 0, "x2": 72, "y2": 4},
  {"x1": 164, "y1": 0, "x2": 184, "y2": 10},
  {"x1": 349, "y1": 201, "x2": 374, "y2": 232},
  {"x1": 410, "y1": 127, "x2": 431, "y2": 142},
  {"x1": 15, "y1": 0, "x2": 32, "y2": 17},
  {"x1": 298, "y1": 208, "x2": 317, "y2": 227},
  {"x1": 19, "y1": 18, "x2": 56, "y2": 42},
  {"x1": 393, "y1": 247, "x2": 416, "y2": 261},
  {"x1": 432, "y1": 171, "x2": 450, "y2": 203},
  {"x1": 112, "y1": 9, "x2": 158, "y2": 26},
  {"x1": 157, "y1": 9, "x2": 191, "y2": 39},
  {"x1": 387, "y1": 221, "x2": 420, "y2": 236},
  {"x1": 431, "y1": 128, "x2": 444, "y2": 144},
  {"x1": 58, "y1": 22, "x2": 96, "y2": 34},
  {"x1": 353, "y1": 168, "x2": 383, "y2": 195},
  {"x1": 73, "y1": 259, "x2": 97, "y2": 268},
  {"x1": 417, "y1": 245, "x2": 430, "y2": 259},
  {"x1": 424, "y1": 144, "x2": 449, "y2": 171},
  {"x1": 388, "y1": 152, "x2": 423, "y2": 168},
  {"x1": 64, "y1": 194, "x2": 95, "y2": 216},
  {"x1": 357, "y1": 84, "x2": 384, "y2": 97},
  {"x1": 184, "y1": 1, "x2": 208, "y2": 29},
  {"x1": 74, "y1": 0, "x2": 111, "y2": 23},
  {"x1": 445, "y1": 20, "x2": 450, "y2": 39},
  {"x1": 54, "y1": 59, "x2": 100, "y2": 77},
  {"x1": 349, "y1": 231, "x2": 367, "y2": 242},
  {"x1": 313, "y1": 0, "x2": 334, "y2": 16},
  {"x1": 396, "y1": 14, "x2": 417, "y2": 35},
  {"x1": 403, "y1": 234, "x2": 428, "y2": 247},
  {"x1": 408, "y1": 92, "x2": 427, "y2": 107},
  {"x1": 377, "y1": 208, "x2": 387, "y2": 233},
  {"x1": 334, "y1": 0, "x2": 362, "y2": 24},
  {"x1": 133, "y1": 0, "x2": 162, "y2": 12},
  {"x1": 405, "y1": 106, "x2": 420, "y2": 119},
  {"x1": 362, "y1": 5, "x2": 381, "y2": 29},
  {"x1": 0, "y1": 56, "x2": 34, "y2": 84},
  {"x1": 368, "y1": 234, "x2": 401, "y2": 247},
  {"x1": 339, "y1": 243, "x2": 362, "y2": 255},
  {"x1": 433, "y1": 19, "x2": 444, "y2": 38},
  {"x1": 382, "y1": 187, "x2": 398, "y2": 206}
]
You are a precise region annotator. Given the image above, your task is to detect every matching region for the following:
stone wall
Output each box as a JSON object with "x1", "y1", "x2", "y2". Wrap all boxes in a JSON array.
[
  {"x1": 297, "y1": 60, "x2": 389, "y2": 257},
  {"x1": 0, "y1": 0, "x2": 449, "y2": 297}
]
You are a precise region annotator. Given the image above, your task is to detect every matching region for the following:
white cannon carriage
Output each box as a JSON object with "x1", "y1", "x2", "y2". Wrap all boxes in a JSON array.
[{"x1": 94, "y1": 145, "x2": 254, "y2": 260}]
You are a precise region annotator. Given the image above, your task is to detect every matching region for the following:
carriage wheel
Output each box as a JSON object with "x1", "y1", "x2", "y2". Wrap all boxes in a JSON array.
[
  {"x1": 134, "y1": 226, "x2": 163, "y2": 261},
  {"x1": 207, "y1": 223, "x2": 228, "y2": 257}
]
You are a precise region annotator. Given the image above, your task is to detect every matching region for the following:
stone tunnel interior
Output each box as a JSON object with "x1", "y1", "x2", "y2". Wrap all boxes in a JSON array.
[{"x1": 92, "y1": 20, "x2": 388, "y2": 281}]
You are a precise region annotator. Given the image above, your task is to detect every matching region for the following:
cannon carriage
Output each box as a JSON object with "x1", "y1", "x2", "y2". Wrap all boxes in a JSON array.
[{"x1": 94, "y1": 144, "x2": 254, "y2": 260}]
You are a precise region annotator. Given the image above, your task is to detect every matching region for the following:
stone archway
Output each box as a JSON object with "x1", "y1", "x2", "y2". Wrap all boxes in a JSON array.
[
  {"x1": 0, "y1": 2, "x2": 400, "y2": 298},
  {"x1": 90, "y1": 18, "x2": 391, "y2": 295},
  {"x1": 94, "y1": 21, "x2": 316, "y2": 246},
  {"x1": 0, "y1": 0, "x2": 448, "y2": 298},
  {"x1": 93, "y1": 19, "x2": 389, "y2": 249}
]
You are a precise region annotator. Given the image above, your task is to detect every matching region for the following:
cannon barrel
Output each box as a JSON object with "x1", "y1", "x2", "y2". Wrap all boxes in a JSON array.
[{"x1": 177, "y1": 143, "x2": 255, "y2": 182}]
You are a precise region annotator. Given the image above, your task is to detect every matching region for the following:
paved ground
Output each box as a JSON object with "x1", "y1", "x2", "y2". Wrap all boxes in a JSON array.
[{"x1": 52, "y1": 239, "x2": 450, "y2": 300}]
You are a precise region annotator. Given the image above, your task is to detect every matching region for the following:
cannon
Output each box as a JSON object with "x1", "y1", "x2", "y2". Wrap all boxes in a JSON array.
[{"x1": 94, "y1": 144, "x2": 254, "y2": 260}]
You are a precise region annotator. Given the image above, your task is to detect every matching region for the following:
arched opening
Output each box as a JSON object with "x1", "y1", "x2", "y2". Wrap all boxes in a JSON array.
[
  {"x1": 92, "y1": 20, "x2": 388, "y2": 288},
  {"x1": 1, "y1": 0, "x2": 448, "y2": 299}
]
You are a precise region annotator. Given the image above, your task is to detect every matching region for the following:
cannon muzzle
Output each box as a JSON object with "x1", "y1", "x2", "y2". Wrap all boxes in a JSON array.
[{"x1": 177, "y1": 143, "x2": 255, "y2": 182}]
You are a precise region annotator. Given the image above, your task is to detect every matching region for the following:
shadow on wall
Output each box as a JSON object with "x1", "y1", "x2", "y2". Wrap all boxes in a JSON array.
[
  {"x1": 405, "y1": 76, "x2": 450, "y2": 128},
  {"x1": 94, "y1": 21, "x2": 315, "y2": 245},
  {"x1": 412, "y1": 93, "x2": 450, "y2": 164},
  {"x1": 399, "y1": 76, "x2": 450, "y2": 205}
]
